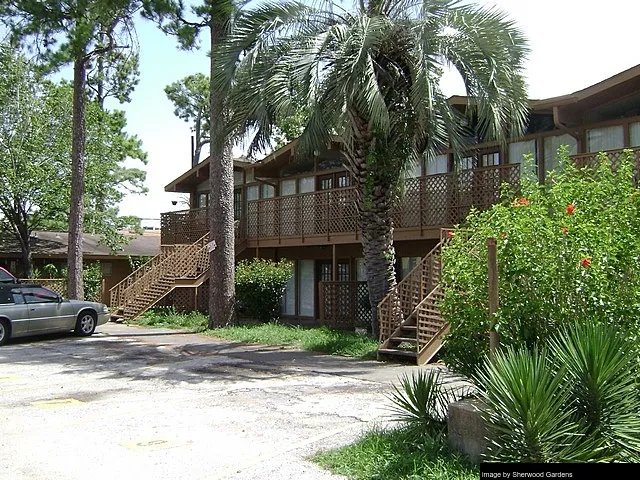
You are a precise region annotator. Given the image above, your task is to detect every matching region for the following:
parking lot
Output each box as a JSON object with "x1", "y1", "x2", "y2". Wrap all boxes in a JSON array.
[{"x1": 0, "y1": 322, "x2": 460, "y2": 480}]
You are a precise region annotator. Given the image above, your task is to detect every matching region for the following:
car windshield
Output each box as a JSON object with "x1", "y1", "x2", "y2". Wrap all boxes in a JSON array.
[{"x1": 0, "y1": 268, "x2": 16, "y2": 283}]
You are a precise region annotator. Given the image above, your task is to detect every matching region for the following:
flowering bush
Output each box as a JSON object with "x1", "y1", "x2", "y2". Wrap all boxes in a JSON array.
[{"x1": 440, "y1": 148, "x2": 640, "y2": 378}]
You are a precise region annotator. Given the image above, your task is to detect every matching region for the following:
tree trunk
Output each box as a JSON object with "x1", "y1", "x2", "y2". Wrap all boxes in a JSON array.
[
  {"x1": 67, "y1": 55, "x2": 87, "y2": 300},
  {"x1": 208, "y1": 12, "x2": 235, "y2": 329},
  {"x1": 14, "y1": 219, "x2": 32, "y2": 279},
  {"x1": 346, "y1": 111, "x2": 399, "y2": 339}
]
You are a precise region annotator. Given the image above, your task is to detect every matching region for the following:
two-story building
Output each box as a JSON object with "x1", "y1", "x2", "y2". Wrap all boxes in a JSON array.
[{"x1": 110, "y1": 63, "x2": 640, "y2": 363}]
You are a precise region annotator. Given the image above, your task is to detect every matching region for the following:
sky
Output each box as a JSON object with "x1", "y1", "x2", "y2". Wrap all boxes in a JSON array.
[{"x1": 110, "y1": 0, "x2": 640, "y2": 224}]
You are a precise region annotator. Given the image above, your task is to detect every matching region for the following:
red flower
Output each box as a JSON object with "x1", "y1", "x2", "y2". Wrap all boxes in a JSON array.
[
  {"x1": 447, "y1": 231, "x2": 454, "y2": 239},
  {"x1": 561, "y1": 226, "x2": 569, "y2": 235},
  {"x1": 566, "y1": 203, "x2": 576, "y2": 215},
  {"x1": 511, "y1": 198, "x2": 530, "y2": 207},
  {"x1": 581, "y1": 257, "x2": 591, "y2": 268}
]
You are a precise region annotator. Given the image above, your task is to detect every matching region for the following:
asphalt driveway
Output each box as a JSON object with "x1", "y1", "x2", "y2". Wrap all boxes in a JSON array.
[{"x1": 0, "y1": 322, "x2": 468, "y2": 480}]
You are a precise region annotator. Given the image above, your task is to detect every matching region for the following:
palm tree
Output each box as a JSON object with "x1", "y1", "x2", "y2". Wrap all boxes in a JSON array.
[{"x1": 214, "y1": 0, "x2": 529, "y2": 338}]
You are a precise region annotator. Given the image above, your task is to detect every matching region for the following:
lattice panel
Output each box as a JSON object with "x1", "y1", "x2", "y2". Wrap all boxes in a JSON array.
[
  {"x1": 300, "y1": 194, "x2": 317, "y2": 236},
  {"x1": 196, "y1": 280, "x2": 209, "y2": 313},
  {"x1": 161, "y1": 207, "x2": 208, "y2": 245},
  {"x1": 167, "y1": 287, "x2": 196, "y2": 312},
  {"x1": 328, "y1": 189, "x2": 359, "y2": 234},
  {"x1": 319, "y1": 281, "x2": 370, "y2": 330},
  {"x1": 395, "y1": 179, "x2": 421, "y2": 228},
  {"x1": 21, "y1": 279, "x2": 67, "y2": 298},
  {"x1": 572, "y1": 148, "x2": 640, "y2": 182},
  {"x1": 416, "y1": 287, "x2": 445, "y2": 350},
  {"x1": 279, "y1": 196, "x2": 299, "y2": 236}
]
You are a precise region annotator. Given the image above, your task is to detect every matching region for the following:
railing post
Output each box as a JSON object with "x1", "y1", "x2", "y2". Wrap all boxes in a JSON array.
[{"x1": 487, "y1": 237, "x2": 500, "y2": 362}]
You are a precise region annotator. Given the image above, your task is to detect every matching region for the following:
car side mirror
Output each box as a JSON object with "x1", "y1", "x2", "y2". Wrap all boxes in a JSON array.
[{"x1": 57, "y1": 295, "x2": 63, "y2": 303}]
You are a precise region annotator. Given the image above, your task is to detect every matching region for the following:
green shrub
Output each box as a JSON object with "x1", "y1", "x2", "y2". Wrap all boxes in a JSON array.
[
  {"x1": 475, "y1": 322, "x2": 640, "y2": 462},
  {"x1": 440, "y1": 148, "x2": 640, "y2": 378},
  {"x1": 235, "y1": 258, "x2": 293, "y2": 321},
  {"x1": 83, "y1": 262, "x2": 102, "y2": 302},
  {"x1": 386, "y1": 369, "x2": 471, "y2": 436}
]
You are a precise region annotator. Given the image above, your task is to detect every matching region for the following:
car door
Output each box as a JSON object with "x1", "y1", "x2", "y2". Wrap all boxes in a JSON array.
[
  {"x1": 21, "y1": 286, "x2": 76, "y2": 334},
  {"x1": 0, "y1": 287, "x2": 30, "y2": 337}
]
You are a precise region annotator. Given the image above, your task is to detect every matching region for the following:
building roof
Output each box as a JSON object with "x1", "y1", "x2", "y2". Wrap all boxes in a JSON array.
[
  {"x1": 164, "y1": 63, "x2": 640, "y2": 191},
  {"x1": 164, "y1": 157, "x2": 254, "y2": 193},
  {"x1": 0, "y1": 231, "x2": 161, "y2": 259}
]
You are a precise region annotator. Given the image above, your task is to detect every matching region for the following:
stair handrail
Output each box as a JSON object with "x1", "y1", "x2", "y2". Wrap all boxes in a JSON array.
[
  {"x1": 378, "y1": 239, "x2": 443, "y2": 342},
  {"x1": 113, "y1": 233, "x2": 209, "y2": 309},
  {"x1": 109, "y1": 245, "x2": 180, "y2": 308}
]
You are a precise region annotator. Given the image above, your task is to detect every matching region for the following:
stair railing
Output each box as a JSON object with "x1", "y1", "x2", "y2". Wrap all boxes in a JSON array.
[
  {"x1": 378, "y1": 240, "x2": 443, "y2": 343},
  {"x1": 114, "y1": 233, "x2": 209, "y2": 312},
  {"x1": 110, "y1": 245, "x2": 178, "y2": 308}
]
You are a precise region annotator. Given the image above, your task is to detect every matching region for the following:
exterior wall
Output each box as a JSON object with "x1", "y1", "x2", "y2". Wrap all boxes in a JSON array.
[{"x1": 162, "y1": 93, "x2": 640, "y2": 323}]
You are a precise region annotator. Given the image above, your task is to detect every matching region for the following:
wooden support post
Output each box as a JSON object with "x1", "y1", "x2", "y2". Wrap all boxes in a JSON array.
[
  {"x1": 332, "y1": 244, "x2": 337, "y2": 282},
  {"x1": 487, "y1": 237, "x2": 500, "y2": 361}
]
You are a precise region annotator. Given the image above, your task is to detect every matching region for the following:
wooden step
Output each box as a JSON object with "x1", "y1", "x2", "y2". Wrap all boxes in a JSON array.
[
  {"x1": 387, "y1": 336, "x2": 417, "y2": 344},
  {"x1": 377, "y1": 348, "x2": 418, "y2": 359}
]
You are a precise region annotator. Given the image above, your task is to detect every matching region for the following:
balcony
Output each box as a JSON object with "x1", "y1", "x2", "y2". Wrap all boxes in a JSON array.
[{"x1": 161, "y1": 163, "x2": 521, "y2": 246}]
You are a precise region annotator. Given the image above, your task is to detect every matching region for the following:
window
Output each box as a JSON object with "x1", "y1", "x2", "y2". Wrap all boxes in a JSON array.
[
  {"x1": 630, "y1": 122, "x2": 640, "y2": 147},
  {"x1": 280, "y1": 179, "x2": 296, "y2": 196},
  {"x1": 337, "y1": 172, "x2": 350, "y2": 188},
  {"x1": 460, "y1": 156, "x2": 475, "y2": 170},
  {"x1": 426, "y1": 154, "x2": 448, "y2": 175},
  {"x1": 0, "y1": 288, "x2": 13, "y2": 304},
  {"x1": 355, "y1": 258, "x2": 366, "y2": 282},
  {"x1": 587, "y1": 125, "x2": 624, "y2": 153},
  {"x1": 400, "y1": 257, "x2": 421, "y2": 279},
  {"x1": 245, "y1": 168, "x2": 255, "y2": 183},
  {"x1": 233, "y1": 170, "x2": 244, "y2": 186},
  {"x1": 336, "y1": 262, "x2": 350, "y2": 282},
  {"x1": 299, "y1": 176, "x2": 315, "y2": 193},
  {"x1": 281, "y1": 266, "x2": 296, "y2": 316},
  {"x1": 481, "y1": 152, "x2": 500, "y2": 167},
  {"x1": 234, "y1": 189, "x2": 243, "y2": 220},
  {"x1": 246, "y1": 185, "x2": 259, "y2": 202},
  {"x1": 297, "y1": 260, "x2": 314, "y2": 317},
  {"x1": 101, "y1": 263, "x2": 112, "y2": 277},
  {"x1": 22, "y1": 287, "x2": 59, "y2": 304},
  {"x1": 544, "y1": 134, "x2": 577, "y2": 173},
  {"x1": 261, "y1": 184, "x2": 275, "y2": 198},
  {"x1": 198, "y1": 193, "x2": 209, "y2": 208},
  {"x1": 509, "y1": 139, "x2": 537, "y2": 181}
]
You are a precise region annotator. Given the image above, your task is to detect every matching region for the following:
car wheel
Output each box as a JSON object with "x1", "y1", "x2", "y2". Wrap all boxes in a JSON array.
[
  {"x1": 75, "y1": 311, "x2": 97, "y2": 337},
  {"x1": 0, "y1": 319, "x2": 9, "y2": 346}
]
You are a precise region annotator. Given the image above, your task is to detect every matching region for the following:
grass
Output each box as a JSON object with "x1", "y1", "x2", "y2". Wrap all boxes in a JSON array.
[
  {"x1": 311, "y1": 425, "x2": 479, "y2": 480},
  {"x1": 134, "y1": 308, "x2": 379, "y2": 359}
]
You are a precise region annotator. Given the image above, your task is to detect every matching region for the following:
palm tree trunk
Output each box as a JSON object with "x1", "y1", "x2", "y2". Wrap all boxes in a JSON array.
[
  {"x1": 67, "y1": 54, "x2": 87, "y2": 300},
  {"x1": 208, "y1": 10, "x2": 235, "y2": 328},
  {"x1": 347, "y1": 111, "x2": 398, "y2": 339}
]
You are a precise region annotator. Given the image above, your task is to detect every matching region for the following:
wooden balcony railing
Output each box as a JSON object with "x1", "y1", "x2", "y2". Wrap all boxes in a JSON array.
[
  {"x1": 161, "y1": 163, "x2": 521, "y2": 245},
  {"x1": 571, "y1": 147, "x2": 640, "y2": 170}
]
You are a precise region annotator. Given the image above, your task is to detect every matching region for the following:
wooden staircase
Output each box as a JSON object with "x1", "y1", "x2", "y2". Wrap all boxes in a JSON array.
[
  {"x1": 377, "y1": 237, "x2": 449, "y2": 365},
  {"x1": 109, "y1": 234, "x2": 212, "y2": 321},
  {"x1": 110, "y1": 229, "x2": 249, "y2": 321}
]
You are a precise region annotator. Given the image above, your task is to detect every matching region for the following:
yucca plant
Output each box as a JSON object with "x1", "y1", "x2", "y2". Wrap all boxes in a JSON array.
[
  {"x1": 386, "y1": 368, "x2": 470, "y2": 436},
  {"x1": 474, "y1": 346, "x2": 591, "y2": 462},
  {"x1": 550, "y1": 321, "x2": 640, "y2": 462}
]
